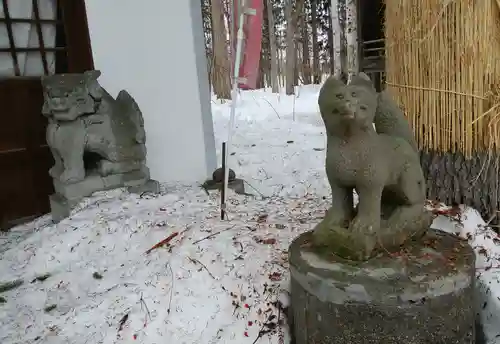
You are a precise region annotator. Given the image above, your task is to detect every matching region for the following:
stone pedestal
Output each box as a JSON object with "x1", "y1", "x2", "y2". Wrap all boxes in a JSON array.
[
  {"x1": 50, "y1": 173, "x2": 160, "y2": 222},
  {"x1": 289, "y1": 229, "x2": 476, "y2": 344}
]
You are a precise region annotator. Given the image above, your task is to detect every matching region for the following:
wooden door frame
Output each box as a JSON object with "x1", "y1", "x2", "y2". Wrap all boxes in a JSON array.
[
  {"x1": 0, "y1": 0, "x2": 94, "y2": 76},
  {"x1": 0, "y1": 0, "x2": 94, "y2": 229}
]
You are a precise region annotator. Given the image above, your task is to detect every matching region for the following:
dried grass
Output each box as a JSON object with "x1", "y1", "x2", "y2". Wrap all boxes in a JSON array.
[{"x1": 384, "y1": 0, "x2": 500, "y2": 157}]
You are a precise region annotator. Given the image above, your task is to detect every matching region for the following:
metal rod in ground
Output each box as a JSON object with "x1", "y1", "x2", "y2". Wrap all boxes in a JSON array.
[
  {"x1": 221, "y1": 141, "x2": 227, "y2": 220},
  {"x1": 223, "y1": 0, "x2": 246, "y2": 217}
]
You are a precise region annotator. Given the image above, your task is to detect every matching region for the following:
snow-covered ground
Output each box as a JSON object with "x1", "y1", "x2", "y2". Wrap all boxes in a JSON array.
[{"x1": 1, "y1": 85, "x2": 500, "y2": 344}]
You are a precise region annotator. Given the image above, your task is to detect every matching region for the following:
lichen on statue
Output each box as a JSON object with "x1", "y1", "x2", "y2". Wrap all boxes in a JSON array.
[{"x1": 312, "y1": 73, "x2": 433, "y2": 261}]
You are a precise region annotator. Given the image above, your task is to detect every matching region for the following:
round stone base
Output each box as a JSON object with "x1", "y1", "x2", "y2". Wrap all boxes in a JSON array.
[{"x1": 289, "y1": 229, "x2": 476, "y2": 344}]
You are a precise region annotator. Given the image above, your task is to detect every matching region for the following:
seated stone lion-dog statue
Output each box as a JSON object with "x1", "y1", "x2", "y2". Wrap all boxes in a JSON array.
[
  {"x1": 42, "y1": 70, "x2": 148, "y2": 184},
  {"x1": 312, "y1": 73, "x2": 433, "y2": 261}
]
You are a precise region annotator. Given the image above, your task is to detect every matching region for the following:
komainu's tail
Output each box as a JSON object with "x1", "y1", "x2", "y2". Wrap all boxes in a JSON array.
[
  {"x1": 374, "y1": 89, "x2": 418, "y2": 152},
  {"x1": 116, "y1": 90, "x2": 146, "y2": 144}
]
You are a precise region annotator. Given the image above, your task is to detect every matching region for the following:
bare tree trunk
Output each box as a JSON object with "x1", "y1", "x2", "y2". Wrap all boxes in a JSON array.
[
  {"x1": 326, "y1": 2, "x2": 334, "y2": 73},
  {"x1": 301, "y1": 5, "x2": 312, "y2": 85},
  {"x1": 294, "y1": 43, "x2": 300, "y2": 85},
  {"x1": 285, "y1": 0, "x2": 295, "y2": 95},
  {"x1": 345, "y1": 0, "x2": 359, "y2": 79},
  {"x1": 279, "y1": 50, "x2": 285, "y2": 88},
  {"x1": 257, "y1": 53, "x2": 265, "y2": 88},
  {"x1": 201, "y1": 0, "x2": 213, "y2": 93},
  {"x1": 331, "y1": 0, "x2": 343, "y2": 77},
  {"x1": 311, "y1": 0, "x2": 320, "y2": 84},
  {"x1": 285, "y1": 0, "x2": 305, "y2": 95},
  {"x1": 261, "y1": 1, "x2": 270, "y2": 89},
  {"x1": 211, "y1": 0, "x2": 231, "y2": 99},
  {"x1": 221, "y1": 0, "x2": 232, "y2": 40},
  {"x1": 266, "y1": 0, "x2": 279, "y2": 93}
]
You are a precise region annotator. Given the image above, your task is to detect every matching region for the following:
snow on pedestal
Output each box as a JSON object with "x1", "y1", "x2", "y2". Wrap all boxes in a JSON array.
[
  {"x1": 431, "y1": 206, "x2": 500, "y2": 343},
  {"x1": 289, "y1": 229, "x2": 476, "y2": 343}
]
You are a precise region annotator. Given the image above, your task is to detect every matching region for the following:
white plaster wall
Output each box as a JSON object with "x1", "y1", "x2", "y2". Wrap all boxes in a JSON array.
[{"x1": 84, "y1": 0, "x2": 216, "y2": 183}]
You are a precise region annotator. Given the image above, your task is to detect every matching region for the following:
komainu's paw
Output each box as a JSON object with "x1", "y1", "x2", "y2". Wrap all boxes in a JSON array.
[
  {"x1": 347, "y1": 216, "x2": 379, "y2": 259},
  {"x1": 322, "y1": 206, "x2": 350, "y2": 228},
  {"x1": 312, "y1": 219, "x2": 377, "y2": 261},
  {"x1": 59, "y1": 168, "x2": 85, "y2": 183},
  {"x1": 105, "y1": 150, "x2": 120, "y2": 162},
  {"x1": 348, "y1": 216, "x2": 378, "y2": 236}
]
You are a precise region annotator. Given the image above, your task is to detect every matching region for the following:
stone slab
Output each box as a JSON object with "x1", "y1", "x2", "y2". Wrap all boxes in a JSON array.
[
  {"x1": 50, "y1": 166, "x2": 155, "y2": 223},
  {"x1": 49, "y1": 194, "x2": 80, "y2": 223},
  {"x1": 289, "y1": 229, "x2": 476, "y2": 344},
  {"x1": 128, "y1": 179, "x2": 160, "y2": 194},
  {"x1": 203, "y1": 178, "x2": 246, "y2": 195},
  {"x1": 98, "y1": 159, "x2": 144, "y2": 176},
  {"x1": 53, "y1": 168, "x2": 149, "y2": 201}
]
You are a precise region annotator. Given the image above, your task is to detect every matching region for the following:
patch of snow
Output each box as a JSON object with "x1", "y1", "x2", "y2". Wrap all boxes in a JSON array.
[
  {"x1": 430, "y1": 205, "x2": 500, "y2": 343},
  {"x1": 0, "y1": 84, "x2": 498, "y2": 344}
]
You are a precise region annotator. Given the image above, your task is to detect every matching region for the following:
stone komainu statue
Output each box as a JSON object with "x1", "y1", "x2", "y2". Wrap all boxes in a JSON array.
[
  {"x1": 42, "y1": 70, "x2": 147, "y2": 183},
  {"x1": 288, "y1": 74, "x2": 475, "y2": 344},
  {"x1": 312, "y1": 73, "x2": 433, "y2": 260},
  {"x1": 41, "y1": 70, "x2": 157, "y2": 221}
]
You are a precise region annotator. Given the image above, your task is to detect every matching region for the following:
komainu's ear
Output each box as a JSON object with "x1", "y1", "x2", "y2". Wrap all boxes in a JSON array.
[
  {"x1": 318, "y1": 75, "x2": 346, "y2": 108},
  {"x1": 325, "y1": 74, "x2": 346, "y2": 87},
  {"x1": 320, "y1": 75, "x2": 346, "y2": 94},
  {"x1": 357, "y1": 72, "x2": 371, "y2": 82},
  {"x1": 84, "y1": 70, "x2": 102, "y2": 80},
  {"x1": 348, "y1": 72, "x2": 375, "y2": 91}
]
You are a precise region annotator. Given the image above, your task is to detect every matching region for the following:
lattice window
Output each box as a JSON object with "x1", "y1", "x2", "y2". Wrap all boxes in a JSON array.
[{"x1": 0, "y1": 0, "x2": 67, "y2": 77}]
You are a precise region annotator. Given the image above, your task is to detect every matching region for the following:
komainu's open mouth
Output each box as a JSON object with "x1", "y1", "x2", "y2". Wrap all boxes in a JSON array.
[{"x1": 341, "y1": 111, "x2": 355, "y2": 119}]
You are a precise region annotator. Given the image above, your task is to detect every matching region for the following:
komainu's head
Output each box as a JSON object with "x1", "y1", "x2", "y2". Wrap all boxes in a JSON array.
[
  {"x1": 318, "y1": 73, "x2": 378, "y2": 135},
  {"x1": 41, "y1": 70, "x2": 103, "y2": 120}
]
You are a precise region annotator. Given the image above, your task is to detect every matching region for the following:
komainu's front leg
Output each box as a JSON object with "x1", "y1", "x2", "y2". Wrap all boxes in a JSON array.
[
  {"x1": 312, "y1": 184, "x2": 353, "y2": 243},
  {"x1": 46, "y1": 122, "x2": 63, "y2": 178},
  {"x1": 54, "y1": 120, "x2": 86, "y2": 183},
  {"x1": 348, "y1": 184, "x2": 383, "y2": 257},
  {"x1": 327, "y1": 183, "x2": 354, "y2": 227}
]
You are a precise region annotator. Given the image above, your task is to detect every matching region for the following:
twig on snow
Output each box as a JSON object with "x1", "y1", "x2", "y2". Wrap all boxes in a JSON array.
[
  {"x1": 261, "y1": 97, "x2": 281, "y2": 119},
  {"x1": 485, "y1": 211, "x2": 499, "y2": 226},
  {"x1": 88, "y1": 282, "x2": 138, "y2": 297},
  {"x1": 145, "y1": 232, "x2": 179, "y2": 254},
  {"x1": 244, "y1": 180, "x2": 267, "y2": 199},
  {"x1": 0, "y1": 279, "x2": 23, "y2": 293},
  {"x1": 139, "y1": 292, "x2": 152, "y2": 328},
  {"x1": 166, "y1": 262, "x2": 174, "y2": 314},
  {"x1": 188, "y1": 257, "x2": 216, "y2": 279},
  {"x1": 117, "y1": 312, "x2": 129, "y2": 334},
  {"x1": 199, "y1": 183, "x2": 210, "y2": 196},
  {"x1": 192, "y1": 225, "x2": 236, "y2": 245},
  {"x1": 252, "y1": 312, "x2": 277, "y2": 344}
]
